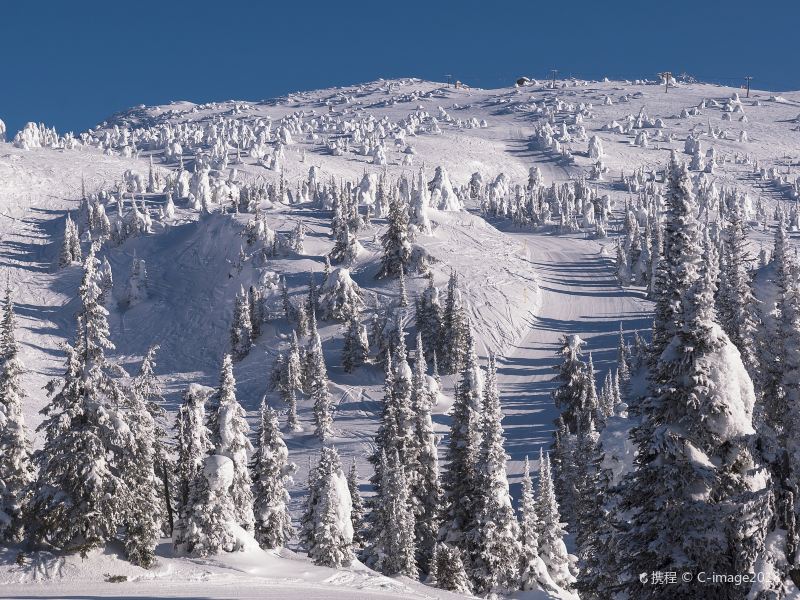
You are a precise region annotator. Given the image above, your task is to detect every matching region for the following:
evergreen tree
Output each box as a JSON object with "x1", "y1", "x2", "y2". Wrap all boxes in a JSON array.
[
  {"x1": 647, "y1": 212, "x2": 662, "y2": 300},
  {"x1": 519, "y1": 456, "x2": 556, "y2": 593},
  {"x1": 759, "y1": 212, "x2": 792, "y2": 445},
  {"x1": 617, "y1": 323, "x2": 631, "y2": 395},
  {"x1": 318, "y1": 267, "x2": 362, "y2": 322},
  {"x1": 303, "y1": 447, "x2": 354, "y2": 568},
  {"x1": 439, "y1": 326, "x2": 483, "y2": 562},
  {"x1": 370, "y1": 450, "x2": 418, "y2": 577},
  {"x1": 347, "y1": 459, "x2": 365, "y2": 549},
  {"x1": 252, "y1": 400, "x2": 295, "y2": 549},
  {"x1": 398, "y1": 264, "x2": 409, "y2": 308},
  {"x1": 408, "y1": 333, "x2": 442, "y2": 569},
  {"x1": 415, "y1": 274, "x2": 442, "y2": 363},
  {"x1": 125, "y1": 253, "x2": 148, "y2": 307},
  {"x1": 0, "y1": 285, "x2": 33, "y2": 543},
  {"x1": 470, "y1": 353, "x2": 521, "y2": 595},
  {"x1": 181, "y1": 455, "x2": 242, "y2": 557},
  {"x1": 439, "y1": 272, "x2": 468, "y2": 374},
  {"x1": 363, "y1": 335, "x2": 417, "y2": 568},
  {"x1": 248, "y1": 285, "x2": 263, "y2": 339},
  {"x1": 122, "y1": 354, "x2": 161, "y2": 567},
  {"x1": 32, "y1": 244, "x2": 129, "y2": 553},
  {"x1": 59, "y1": 213, "x2": 82, "y2": 267},
  {"x1": 718, "y1": 202, "x2": 760, "y2": 376},
  {"x1": 652, "y1": 153, "x2": 700, "y2": 356},
  {"x1": 230, "y1": 287, "x2": 253, "y2": 360},
  {"x1": 132, "y1": 345, "x2": 173, "y2": 534},
  {"x1": 429, "y1": 543, "x2": 473, "y2": 594},
  {"x1": 208, "y1": 354, "x2": 255, "y2": 531},
  {"x1": 585, "y1": 351, "x2": 599, "y2": 423},
  {"x1": 574, "y1": 418, "x2": 618, "y2": 600},
  {"x1": 536, "y1": 450, "x2": 574, "y2": 589},
  {"x1": 306, "y1": 314, "x2": 333, "y2": 441},
  {"x1": 281, "y1": 331, "x2": 303, "y2": 432},
  {"x1": 342, "y1": 314, "x2": 369, "y2": 373},
  {"x1": 551, "y1": 333, "x2": 588, "y2": 433},
  {"x1": 377, "y1": 190, "x2": 412, "y2": 279},
  {"x1": 173, "y1": 384, "x2": 214, "y2": 551}
]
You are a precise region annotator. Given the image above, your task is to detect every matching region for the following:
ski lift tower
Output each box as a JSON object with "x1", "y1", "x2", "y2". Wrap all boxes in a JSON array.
[{"x1": 658, "y1": 72, "x2": 673, "y2": 93}]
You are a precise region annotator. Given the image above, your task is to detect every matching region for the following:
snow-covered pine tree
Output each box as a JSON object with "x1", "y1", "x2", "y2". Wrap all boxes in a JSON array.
[
  {"x1": 251, "y1": 399, "x2": 295, "y2": 549},
  {"x1": 617, "y1": 324, "x2": 631, "y2": 395},
  {"x1": 347, "y1": 458, "x2": 365, "y2": 549},
  {"x1": 429, "y1": 543, "x2": 473, "y2": 594},
  {"x1": 363, "y1": 334, "x2": 417, "y2": 566},
  {"x1": 574, "y1": 417, "x2": 618, "y2": 600},
  {"x1": 230, "y1": 287, "x2": 253, "y2": 360},
  {"x1": 132, "y1": 345, "x2": 173, "y2": 534},
  {"x1": 718, "y1": 202, "x2": 760, "y2": 376},
  {"x1": 0, "y1": 285, "x2": 34, "y2": 543},
  {"x1": 439, "y1": 325, "x2": 483, "y2": 563},
  {"x1": 470, "y1": 353, "x2": 521, "y2": 595},
  {"x1": 32, "y1": 243, "x2": 129, "y2": 553},
  {"x1": 550, "y1": 414, "x2": 577, "y2": 530},
  {"x1": 518, "y1": 456, "x2": 556, "y2": 593},
  {"x1": 181, "y1": 455, "x2": 242, "y2": 557},
  {"x1": 306, "y1": 313, "x2": 333, "y2": 441},
  {"x1": 98, "y1": 257, "x2": 113, "y2": 305},
  {"x1": 121, "y1": 352, "x2": 161, "y2": 567},
  {"x1": 615, "y1": 239, "x2": 630, "y2": 285},
  {"x1": 173, "y1": 384, "x2": 214, "y2": 551},
  {"x1": 585, "y1": 352, "x2": 599, "y2": 423},
  {"x1": 370, "y1": 449, "x2": 418, "y2": 577},
  {"x1": 439, "y1": 271, "x2": 469, "y2": 375},
  {"x1": 125, "y1": 252, "x2": 148, "y2": 307},
  {"x1": 415, "y1": 273, "x2": 442, "y2": 363},
  {"x1": 551, "y1": 333, "x2": 588, "y2": 433},
  {"x1": 647, "y1": 210, "x2": 662, "y2": 300},
  {"x1": 318, "y1": 267, "x2": 362, "y2": 321},
  {"x1": 398, "y1": 264, "x2": 409, "y2": 308},
  {"x1": 281, "y1": 331, "x2": 303, "y2": 431},
  {"x1": 408, "y1": 332, "x2": 442, "y2": 570},
  {"x1": 363, "y1": 353, "x2": 397, "y2": 566},
  {"x1": 207, "y1": 354, "x2": 255, "y2": 531},
  {"x1": 652, "y1": 153, "x2": 700, "y2": 356},
  {"x1": 536, "y1": 450, "x2": 574, "y2": 589},
  {"x1": 376, "y1": 189, "x2": 412, "y2": 279},
  {"x1": 248, "y1": 285, "x2": 263, "y2": 339},
  {"x1": 59, "y1": 213, "x2": 82, "y2": 267},
  {"x1": 303, "y1": 447, "x2": 354, "y2": 568},
  {"x1": 342, "y1": 314, "x2": 369, "y2": 373},
  {"x1": 759, "y1": 213, "x2": 791, "y2": 440},
  {"x1": 306, "y1": 271, "x2": 318, "y2": 319}
]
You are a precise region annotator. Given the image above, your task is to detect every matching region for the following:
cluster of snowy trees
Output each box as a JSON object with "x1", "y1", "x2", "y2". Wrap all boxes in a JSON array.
[
  {"x1": 0, "y1": 242, "x2": 298, "y2": 564},
  {"x1": 614, "y1": 167, "x2": 765, "y2": 294},
  {"x1": 35, "y1": 81, "x2": 464, "y2": 176},
  {"x1": 478, "y1": 166, "x2": 612, "y2": 235},
  {"x1": 353, "y1": 317, "x2": 575, "y2": 596},
  {"x1": 552, "y1": 152, "x2": 795, "y2": 598}
]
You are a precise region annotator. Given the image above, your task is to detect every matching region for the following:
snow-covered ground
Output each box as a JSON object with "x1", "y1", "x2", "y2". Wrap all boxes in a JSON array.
[{"x1": 2, "y1": 75, "x2": 799, "y2": 598}]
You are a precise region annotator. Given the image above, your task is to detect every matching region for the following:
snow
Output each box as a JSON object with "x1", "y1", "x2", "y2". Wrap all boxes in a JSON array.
[
  {"x1": 2, "y1": 75, "x2": 800, "y2": 598},
  {"x1": 700, "y1": 325, "x2": 757, "y2": 440}
]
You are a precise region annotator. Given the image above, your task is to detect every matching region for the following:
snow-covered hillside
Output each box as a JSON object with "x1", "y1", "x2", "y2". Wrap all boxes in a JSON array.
[{"x1": 1, "y1": 75, "x2": 800, "y2": 599}]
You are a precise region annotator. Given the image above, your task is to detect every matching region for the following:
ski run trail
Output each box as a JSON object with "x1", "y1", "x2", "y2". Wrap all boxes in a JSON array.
[
  {"x1": 497, "y1": 228, "x2": 651, "y2": 480},
  {"x1": 1, "y1": 76, "x2": 799, "y2": 598}
]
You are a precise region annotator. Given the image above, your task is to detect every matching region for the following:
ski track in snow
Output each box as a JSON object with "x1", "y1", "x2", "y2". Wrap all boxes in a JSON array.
[{"x1": 497, "y1": 227, "x2": 652, "y2": 486}]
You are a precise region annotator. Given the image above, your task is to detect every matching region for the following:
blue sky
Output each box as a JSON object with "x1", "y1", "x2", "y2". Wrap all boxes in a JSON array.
[{"x1": 1, "y1": 0, "x2": 798, "y2": 136}]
